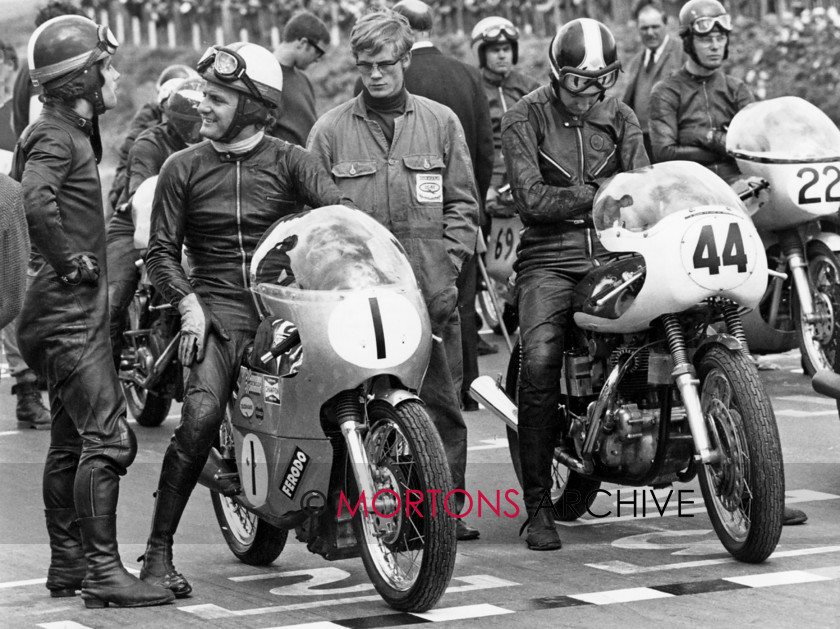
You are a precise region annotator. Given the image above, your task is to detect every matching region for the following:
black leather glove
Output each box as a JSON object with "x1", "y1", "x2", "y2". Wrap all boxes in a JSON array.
[{"x1": 61, "y1": 253, "x2": 100, "y2": 286}]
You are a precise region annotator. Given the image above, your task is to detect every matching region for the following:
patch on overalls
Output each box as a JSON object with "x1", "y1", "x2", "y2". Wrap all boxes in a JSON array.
[{"x1": 416, "y1": 174, "x2": 443, "y2": 203}]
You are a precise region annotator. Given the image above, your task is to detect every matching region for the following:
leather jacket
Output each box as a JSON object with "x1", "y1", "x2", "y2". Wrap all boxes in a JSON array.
[
  {"x1": 649, "y1": 67, "x2": 753, "y2": 182},
  {"x1": 501, "y1": 85, "x2": 649, "y2": 273},
  {"x1": 12, "y1": 103, "x2": 105, "y2": 279},
  {"x1": 146, "y1": 135, "x2": 347, "y2": 332},
  {"x1": 108, "y1": 121, "x2": 186, "y2": 242}
]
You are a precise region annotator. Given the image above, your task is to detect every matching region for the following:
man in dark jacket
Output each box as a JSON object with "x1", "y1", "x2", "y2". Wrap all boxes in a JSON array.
[
  {"x1": 622, "y1": 0, "x2": 684, "y2": 159},
  {"x1": 140, "y1": 42, "x2": 347, "y2": 598},
  {"x1": 385, "y1": 0, "x2": 495, "y2": 426},
  {"x1": 106, "y1": 77, "x2": 204, "y2": 369},
  {"x1": 502, "y1": 18, "x2": 649, "y2": 551},
  {"x1": 0, "y1": 173, "x2": 27, "y2": 329},
  {"x1": 13, "y1": 15, "x2": 174, "y2": 608}
]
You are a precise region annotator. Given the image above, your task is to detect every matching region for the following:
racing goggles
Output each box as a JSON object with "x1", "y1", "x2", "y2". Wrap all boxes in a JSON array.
[
  {"x1": 197, "y1": 46, "x2": 265, "y2": 104},
  {"x1": 690, "y1": 14, "x2": 732, "y2": 35},
  {"x1": 557, "y1": 63, "x2": 620, "y2": 95},
  {"x1": 479, "y1": 23, "x2": 519, "y2": 42}
]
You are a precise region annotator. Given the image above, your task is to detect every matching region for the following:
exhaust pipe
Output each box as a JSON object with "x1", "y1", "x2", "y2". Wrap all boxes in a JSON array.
[
  {"x1": 198, "y1": 447, "x2": 241, "y2": 496},
  {"x1": 813, "y1": 369, "x2": 840, "y2": 399},
  {"x1": 469, "y1": 376, "x2": 518, "y2": 432}
]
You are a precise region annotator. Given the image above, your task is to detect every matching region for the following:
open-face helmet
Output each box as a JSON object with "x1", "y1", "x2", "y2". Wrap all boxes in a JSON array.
[
  {"x1": 164, "y1": 77, "x2": 204, "y2": 145},
  {"x1": 548, "y1": 18, "x2": 620, "y2": 100},
  {"x1": 678, "y1": 0, "x2": 732, "y2": 63},
  {"x1": 471, "y1": 16, "x2": 519, "y2": 67}
]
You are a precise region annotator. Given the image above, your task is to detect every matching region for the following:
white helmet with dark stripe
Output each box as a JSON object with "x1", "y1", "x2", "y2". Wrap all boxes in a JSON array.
[{"x1": 548, "y1": 18, "x2": 620, "y2": 99}]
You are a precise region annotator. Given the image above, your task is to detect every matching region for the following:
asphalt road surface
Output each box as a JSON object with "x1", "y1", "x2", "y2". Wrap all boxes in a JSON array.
[{"x1": 1, "y1": 337, "x2": 838, "y2": 628}]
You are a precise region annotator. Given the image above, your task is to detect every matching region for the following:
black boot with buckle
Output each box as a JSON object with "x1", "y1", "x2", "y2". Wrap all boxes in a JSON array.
[
  {"x1": 44, "y1": 508, "x2": 86, "y2": 597},
  {"x1": 138, "y1": 489, "x2": 192, "y2": 597}
]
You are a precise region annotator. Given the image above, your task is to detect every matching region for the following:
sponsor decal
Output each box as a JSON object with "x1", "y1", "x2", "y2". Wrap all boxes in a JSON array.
[
  {"x1": 415, "y1": 173, "x2": 443, "y2": 203},
  {"x1": 280, "y1": 447, "x2": 310, "y2": 499},
  {"x1": 239, "y1": 395, "x2": 255, "y2": 419},
  {"x1": 264, "y1": 375, "x2": 281, "y2": 405}
]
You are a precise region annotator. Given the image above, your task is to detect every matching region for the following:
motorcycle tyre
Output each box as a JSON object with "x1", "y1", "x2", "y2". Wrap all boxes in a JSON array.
[
  {"x1": 793, "y1": 241, "x2": 840, "y2": 376},
  {"x1": 210, "y1": 410, "x2": 288, "y2": 566},
  {"x1": 123, "y1": 385, "x2": 172, "y2": 427},
  {"x1": 504, "y1": 341, "x2": 601, "y2": 521},
  {"x1": 477, "y1": 285, "x2": 518, "y2": 335},
  {"x1": 696, "y1": 345, "x2": 783, "y2": 563},
  {"x1": 353, "y1": 400, "x2": 456, "y2": 612}
]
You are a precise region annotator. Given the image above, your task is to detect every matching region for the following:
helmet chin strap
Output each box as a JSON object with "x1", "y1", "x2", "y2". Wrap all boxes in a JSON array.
[{"x1": 216, "y1": 92, "x2": 269, "y2": 143}]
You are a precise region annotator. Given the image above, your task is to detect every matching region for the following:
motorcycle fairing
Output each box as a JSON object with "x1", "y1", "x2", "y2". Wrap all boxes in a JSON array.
[
  {"x1": 575, "y1": 161, "x2": 768, "y2": 333},
  {"x1": 727, "y1": 96, "x2": 840, "y2": 229}
]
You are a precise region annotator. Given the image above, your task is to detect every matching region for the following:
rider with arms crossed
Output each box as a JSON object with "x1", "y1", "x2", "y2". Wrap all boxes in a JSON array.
[
  {"x1": 502, "y1": 18, "x2": 649, "y2": 551},
  {"x1": 648, "y1": 0, "x2": 806, "y2": 527},
  {"x1": 139, "y1": 42, "x2": 348, "y2": 597}
]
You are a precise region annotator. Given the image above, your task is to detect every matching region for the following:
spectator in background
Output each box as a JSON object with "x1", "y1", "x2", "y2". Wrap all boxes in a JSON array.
[
  {"x1": 622, "y1": 0, "x2": 684, "y2": 159},
  {"x1": 0, "y1": 173, "x2": 28, "y2": 329},
  {"x1": 3, "y1": 1, "x2": 87, "y2": 431},
  {"x1": 379, "y1": 0, "x2": 495, "y2": 419},
  {"x1": 471, "y1": 16, "x2": 539, "y2": 221},
  {"x1": 308, "y1": 9, "x2": 481, "y2": 542},
  {"x1": 268, "y1": 10, "x2": 331, "y2": 146},
  {"x1": 107, "y1": 64, "x2": 199, "y2": 212},
  {"x1": 0, "y1": 44, "x2": 19, "y2": 150}
]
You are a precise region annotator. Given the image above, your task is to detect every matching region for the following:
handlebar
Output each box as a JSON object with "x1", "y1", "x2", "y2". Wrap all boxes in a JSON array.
[
  {"x1": 737, "y1": 178, "x2": 770, "y2": 202},
  {"x1": 259, "y1": 329, "x2": 301, "y2": 364}
]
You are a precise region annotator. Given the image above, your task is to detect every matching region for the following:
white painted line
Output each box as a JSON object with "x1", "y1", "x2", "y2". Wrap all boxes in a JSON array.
[
  {"x1": 804, "y1": 566, "x2": 840, "y2": 579},
  {"x1": 777, "y1": 395, "x2": 836, "y2": 406},
  {"x1": 724, "y1": 570, "x2": 831, "y2": 588},
  {"x1": 0, "y1": 577, "x2": 45, "y2": 588},
  {"x1": 588, "y1": 545, "x2": 840, "y2": 575},
  {"x1": 570, "y1": 586, "x2": 673, "y2": 605},
  {"x1": 411, "y1": 603, "x2": 515, "y2": 621},
  {"x1": 179, "y1": 575, "x2": 517, "y2": 619},
  {"x1": 263, "y1": 623, "x2": 345, "y2": 629},
  {"x1": 0, "y1": 430, "x2": 21, "y2": 437},
  {"x1": 468, "y1": 437, "x2": 508, "y2": 451},
  {"x1": 774, "y1": 410, "x2": 837, "y2": 418},
  {"x1": 38, "y1": 622, "x2": 93, "y2": 629}
]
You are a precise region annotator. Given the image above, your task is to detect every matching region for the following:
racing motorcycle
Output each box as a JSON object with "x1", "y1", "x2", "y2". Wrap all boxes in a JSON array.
[
  {"x1": 471, "y1": 161, "x2": 784, "y2": 563},
  {"x1": 727, "y1": 96, "x2": 840, "y2": 374},
  {"x1": 199, "y1": 205, "x2": 456, "y2": 612},
  {"x1": 117, "y1": 176, "x2": 182, "y2": 427}
]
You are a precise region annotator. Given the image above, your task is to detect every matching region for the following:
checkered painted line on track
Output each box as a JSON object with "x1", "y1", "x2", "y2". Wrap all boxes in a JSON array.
[{"x1": 258, "y1": 565, "x2": 840, "y2": 628}]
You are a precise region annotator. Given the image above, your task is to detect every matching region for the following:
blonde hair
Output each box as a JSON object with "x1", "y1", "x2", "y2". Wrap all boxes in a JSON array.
[{"x1": 350, "y1": 9, "x2": 414, "y2": 59}]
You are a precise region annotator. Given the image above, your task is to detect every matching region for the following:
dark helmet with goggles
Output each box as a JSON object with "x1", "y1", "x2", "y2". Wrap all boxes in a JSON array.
[
  {"x1": 28, "y1": 15, "x2": 119, "y2": 115},
  {"x1": 471, "y1": 16, "x2": 519, "y2": 67},
  {"x1": 549, "y1": 18, "x2": 620, "y2": 100},
  {"x1": 164, "y1": 77, "x2": 204, "y2": 145},
  {"x1": 678, "y1": 0, "x2": 732, "y2": 64}
]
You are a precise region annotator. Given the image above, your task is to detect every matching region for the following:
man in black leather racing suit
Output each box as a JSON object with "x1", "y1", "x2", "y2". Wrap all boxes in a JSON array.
[
  {"x1": 501, "y1": 18, "x2": 649, "y2": 550},
  {"x1": 106, "y1": 77, "x2": 204, "y2": 369},
  {"x1": 139, "y1": 41, "x2": 348, "y2": 598},
  {"x1": 12, "y1": 16, "x2": 174, "y2": 608},
  {"x1": 649, "y1": 0, "x2": 807, "y2": 527}
]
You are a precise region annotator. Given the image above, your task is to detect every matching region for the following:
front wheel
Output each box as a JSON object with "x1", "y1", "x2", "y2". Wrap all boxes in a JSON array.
[
  {"x1": 210, "y1": 409, "x2": 288, "y2": 565},
  {"x1": 504, "y1": 342, "x2": 600, "y2": 520},
  {"x1": 354, "y1": 400, "x2": 456, "y2": 612},
  {"x1": 697, "y1": 346, "x2": 783, "y2": 563},
  {"x1": 794, "y1": 241, "x2": 840, "y2": 375}
]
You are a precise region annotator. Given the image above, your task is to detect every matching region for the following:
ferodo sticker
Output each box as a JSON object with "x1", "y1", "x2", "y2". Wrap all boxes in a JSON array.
[
  {"x1": 415, "y1": 173, "x2": 443, "y2": 203},
  {"x1": 280, "y1": 447, "x2": 310, "y2": 500}
]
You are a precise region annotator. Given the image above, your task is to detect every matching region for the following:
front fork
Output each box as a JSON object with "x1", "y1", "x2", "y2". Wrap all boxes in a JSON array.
[
  {"x1": 662, "y1": 314, "x2": 721, "y2": 465},
  {"x1": 780, "y1": 230, "x2": 818, "y2": 323}
]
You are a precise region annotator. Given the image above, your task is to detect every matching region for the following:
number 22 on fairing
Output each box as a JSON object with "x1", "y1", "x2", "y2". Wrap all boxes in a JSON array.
[{"x1": 680, "y1": 218, "x2": 759, "y2": 291}]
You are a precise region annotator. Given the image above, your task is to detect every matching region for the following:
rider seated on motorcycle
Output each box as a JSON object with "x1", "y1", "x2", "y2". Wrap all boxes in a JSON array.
[
  {"x1": 138, "y1": 41, "x2": 350, "y2": 598},
  {"x1": 501, "y1": 18, "x2": 649, "y2": 550},
  {"x1": 106, "y1": 77, "x2": 205, "y2": 370},
  {"x1": 648, "y1": 0, "x2": 807, "y2": 526}
]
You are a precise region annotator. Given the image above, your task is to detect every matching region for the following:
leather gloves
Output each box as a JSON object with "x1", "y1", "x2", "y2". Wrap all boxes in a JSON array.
[
  {"x1": 177, "y1": 293, "x2": 230, "y2": 366},
  {"x1": 61, "y1": 253, "x2": 100, "y2": 286}
]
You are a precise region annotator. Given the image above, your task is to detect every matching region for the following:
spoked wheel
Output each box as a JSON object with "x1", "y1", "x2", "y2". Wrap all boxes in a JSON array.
[
  {"x1": 354, "y1": 400, "x2": 456, "y2": 612},
  {"x1": 504, "y1": 341, "x2": 600, "y2": 520},
  {"x1": 210, "y1": 409, "x2": 288, "y2": 565},
  {"x1": 697, "y1": 346, "x2": 783, "y2": 563},
  {"x1": 795, "y1": 241, "x2": 840, "y2": 375},
  {"x1": 120, "y1": 297, "x2": 172, "y2": 427}
]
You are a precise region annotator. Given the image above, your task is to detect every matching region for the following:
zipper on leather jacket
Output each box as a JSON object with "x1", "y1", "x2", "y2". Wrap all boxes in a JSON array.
[{"x1": 235, "y1": 163, "x2": 262, "y2": 318}]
